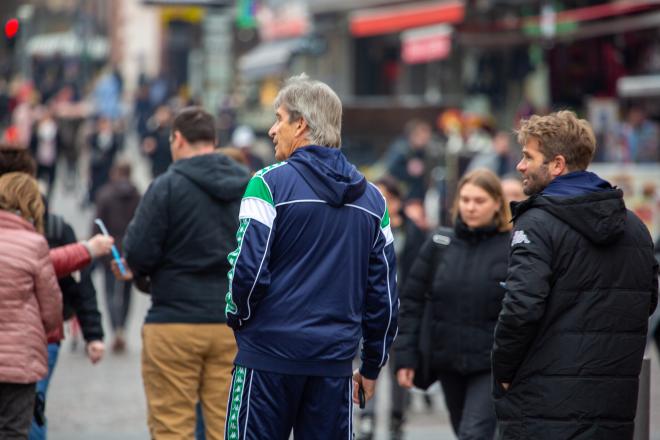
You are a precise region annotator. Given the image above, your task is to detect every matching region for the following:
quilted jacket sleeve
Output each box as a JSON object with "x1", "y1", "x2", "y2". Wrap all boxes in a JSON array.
[
  {"x1": 492, "y1": 213, "x2": 553, "y2": 384},
  {"x1": 393, "y1": 236, "x2": 435, "y2": 371},
  {"x1": 49, "y1": 242, "x2": 91, "y2": 278}
]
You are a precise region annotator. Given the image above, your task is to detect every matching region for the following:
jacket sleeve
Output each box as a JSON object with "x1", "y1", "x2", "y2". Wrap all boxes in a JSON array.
[
  {"x1": 492, "y1": 214, "x2": 553, "y2": 384},
  {"x1": 225, "y1": 176, "x2": 275, "y2": 330},
  {"x1": 57, "y1": 221, "x2": 104, "y2": 341},
  {"x1": 49, "y1": 243, "x2": 92, "y2": 278},
  {"x1": 123, "y1": 178, "x2": 169, "y2": 276},
  {"x1": 73, "y1": 266, "x2": 104, "y2": 342},
  {"x1": 360, "y1": 206, "x2": 398, "y2": 380},
  {"x1": 35, "y1": 238, "x2": 63, "y2": 333},
  {"x1": 392, "y1": 236, "x2": 435, "y2": 371}
]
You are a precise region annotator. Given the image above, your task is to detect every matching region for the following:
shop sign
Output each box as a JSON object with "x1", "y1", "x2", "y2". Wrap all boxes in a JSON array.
[
  {"x1": 256, "y1": 1, "x2": 311, "y2": 41},
  {"x1": 401, "y1": 24, "x2": 452, "y2": 64}
]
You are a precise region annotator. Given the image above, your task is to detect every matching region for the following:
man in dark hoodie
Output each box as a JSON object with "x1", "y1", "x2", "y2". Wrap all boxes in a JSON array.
[
  {"x1": 224, "y1": 74, "x2": 398, "y2": 439},
  {"x1": 122, "y1": 107, "x2": 250, "y2": 440},
  {"x1": 491, "y1": 111, "x2": 658, "y2": 440}
]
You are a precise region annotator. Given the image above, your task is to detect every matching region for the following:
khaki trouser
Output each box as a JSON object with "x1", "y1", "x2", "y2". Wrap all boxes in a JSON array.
[{"x1": 142, "y1": 323, "x2": 236, "y2": 440}]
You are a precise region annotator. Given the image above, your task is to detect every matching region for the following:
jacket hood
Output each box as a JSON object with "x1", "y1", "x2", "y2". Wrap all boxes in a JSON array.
[
  {"x1": 287, "y1": 145, "x2": 367, "y2": 207},
  {"x1": 541, "y1": 171, "x2": 612, "y2": 196},
  {"x1": 513, "y1": 172, "x2": 626, "y2": 245},
  {"x1": 171, "y1": 153, "x2": 250, "y2": 202}
]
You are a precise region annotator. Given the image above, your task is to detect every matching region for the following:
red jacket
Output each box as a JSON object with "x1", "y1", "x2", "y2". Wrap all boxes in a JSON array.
[
  {"x1": 0, "y1": 210, "x2": 63, "y2": 383},
  {"x1": 49, "y1": 242, "x2": 91, "y2": 278}
]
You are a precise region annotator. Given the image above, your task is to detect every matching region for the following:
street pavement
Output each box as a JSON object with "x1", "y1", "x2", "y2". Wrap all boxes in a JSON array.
[{"x1": 45, "y1": 139, "x2": 660, "y2": 439}]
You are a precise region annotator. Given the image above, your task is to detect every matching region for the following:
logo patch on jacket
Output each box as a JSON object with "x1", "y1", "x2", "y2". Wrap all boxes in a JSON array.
[
  {"x1": 511, "y1": 230, "x2": 531, "y2": 246},
  {"x1": 432, "y1": 234, "x2": 451, "y2": 246}
]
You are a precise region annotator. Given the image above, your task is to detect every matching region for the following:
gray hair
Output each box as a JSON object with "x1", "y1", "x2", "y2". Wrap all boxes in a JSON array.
[{"x1": 274, "y1": 74, "x2": 342, "y2": 148}]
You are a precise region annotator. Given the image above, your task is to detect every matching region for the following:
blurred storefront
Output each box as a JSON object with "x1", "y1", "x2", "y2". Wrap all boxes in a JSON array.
[
  {"x1": 236, "y1": 0, "x2": 318, "y2": 131},
  {"x1": 159, "y1": 6, "x2": 204, "y2": 91},
  {"x1": 235, "y1": 0, "x2": 464, "y2": 161},
  {"x1": 228, "y1": 0, "x2": 660, "y2": 169},
  {"x1": 139, "y1": 0, "x2": 235, "y2": 112},
  {"x1": 460, "y1": 0, "x2": 660, "y2": 131},
  {"x1": 2, "y1": 0, "x2": 112, "y2": 99}
]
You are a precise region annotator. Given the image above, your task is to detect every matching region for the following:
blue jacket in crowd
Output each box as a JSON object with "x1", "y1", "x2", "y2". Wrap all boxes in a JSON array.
[{"x1": 226, "y1": 145, "x2": 398, "y2": 379}]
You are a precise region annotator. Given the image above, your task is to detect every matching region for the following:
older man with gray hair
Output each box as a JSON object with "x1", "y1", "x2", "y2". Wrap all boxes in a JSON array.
[{"x1": 224, "y1": 74, "x2": 398, "y2": 439}]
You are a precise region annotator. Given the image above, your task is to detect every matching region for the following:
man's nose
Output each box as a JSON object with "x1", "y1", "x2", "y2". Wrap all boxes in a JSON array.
[{"x1": 516, "y1": 160, "x2": 525, "y2": 173}]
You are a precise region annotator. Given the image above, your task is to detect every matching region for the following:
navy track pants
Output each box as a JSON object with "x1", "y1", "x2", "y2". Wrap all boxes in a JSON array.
[{"x1": 224, "y1": 366, "x2": 353, "y2": 440}]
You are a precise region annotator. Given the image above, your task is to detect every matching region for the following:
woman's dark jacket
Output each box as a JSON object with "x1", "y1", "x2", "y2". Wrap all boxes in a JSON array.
[{"x1": 394, "y1": 219, "x2": 510, "y2": 375}]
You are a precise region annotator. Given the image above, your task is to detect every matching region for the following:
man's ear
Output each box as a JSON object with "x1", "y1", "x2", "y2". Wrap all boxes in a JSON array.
[
  {"x1": 173, "y1": 130, "x2": 184, "y2": 148},
  {"x1": 549, "y1": 154, "x2": 568, "y2": 177},
  {"x1": 294, "y1": 118, "x2": 308, "y2": 138}
]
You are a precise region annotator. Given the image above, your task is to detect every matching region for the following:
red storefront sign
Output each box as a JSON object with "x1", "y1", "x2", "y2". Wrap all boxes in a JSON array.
[{"x1": 402, "y1": 25, "x2": 452, "y2": 64}]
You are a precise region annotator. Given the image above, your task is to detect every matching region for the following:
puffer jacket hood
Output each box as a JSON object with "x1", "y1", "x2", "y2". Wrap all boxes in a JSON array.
[
  {"x1": 513, "y1": 172, "x2": 626, "y2": 245},
  {"x1": 541, "y1": 170, "x2": 611, "y2": 197},
  {"x1": 171, "y1": 153, "x2": 250, "y2": 202},
  {"x1": 287, "y1": 145, "x2": 367, "y2": 207}
]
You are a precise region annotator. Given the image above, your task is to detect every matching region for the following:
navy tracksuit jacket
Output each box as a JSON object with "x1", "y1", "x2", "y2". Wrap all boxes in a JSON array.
[{"x1": 224, "y1": 145, "x2": 398, "y2": 439}]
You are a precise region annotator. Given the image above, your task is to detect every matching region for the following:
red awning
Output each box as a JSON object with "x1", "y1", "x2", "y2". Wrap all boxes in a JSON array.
[
  {"x1": 524, "y1": 0, "x2": 660, "y2": 26},
  {"x1": 350, "y1": 1, "x2": 464, "y2": 37}
]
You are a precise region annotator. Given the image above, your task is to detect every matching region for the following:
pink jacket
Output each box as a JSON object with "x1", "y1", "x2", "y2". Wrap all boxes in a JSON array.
[{"x1": 0, "y1": 210, "x2": 63, "y2": 384}]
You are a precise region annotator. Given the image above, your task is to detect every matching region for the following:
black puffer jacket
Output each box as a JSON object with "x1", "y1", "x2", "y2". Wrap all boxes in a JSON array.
[
  {"x1": 46, "y1": 213, "x2": 104, "y2": 342},
  {"x1": 395, "y1": 219, "x2": 510, "y2": 375},
  {"x1": 492, "y1": 189, "x2": 658, "y2": 440},
  {"x1": 123, "y1": 153, "x2": 250, "y2": 324}
]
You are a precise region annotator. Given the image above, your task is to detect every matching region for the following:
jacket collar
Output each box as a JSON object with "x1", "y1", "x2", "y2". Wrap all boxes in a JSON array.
[{"x1": 0, "y1": 209, "x2": 36, "y2": 232}]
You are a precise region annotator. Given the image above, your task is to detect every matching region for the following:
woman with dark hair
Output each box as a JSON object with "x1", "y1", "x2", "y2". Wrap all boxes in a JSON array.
[
  {"x1": 394, "y1": 168, "x2": 512, "y2": 439},
  {"x1": 0, "y1": 172, "x2": 62, "y2": 439}
]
